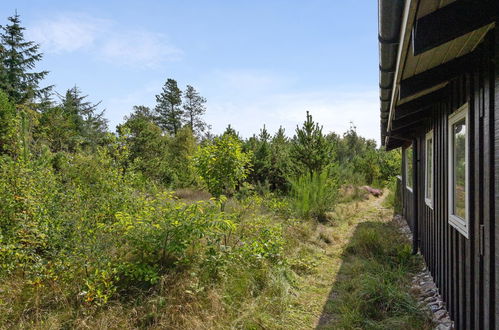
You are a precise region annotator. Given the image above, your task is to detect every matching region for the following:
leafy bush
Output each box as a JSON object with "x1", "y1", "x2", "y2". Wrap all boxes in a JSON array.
[
  {"x1": 194, "y1": 133, "x2": 251, "y2": 197},
  {"x1": 290, "y1": 168, "x2": 339, "y2": 221}
]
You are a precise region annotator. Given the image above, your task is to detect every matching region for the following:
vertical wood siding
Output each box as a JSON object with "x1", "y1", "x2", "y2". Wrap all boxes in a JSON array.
[{"x1": 400, "y1": 29, "x2": 497, "y2": 329}]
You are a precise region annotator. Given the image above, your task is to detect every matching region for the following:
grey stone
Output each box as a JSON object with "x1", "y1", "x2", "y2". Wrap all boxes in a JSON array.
[
  {"x1": 433, "y1": 309, "x2": 447, "y2": 321},
  {"x1": 435, "y1": 323, "x2": 452, "y2": 330}
]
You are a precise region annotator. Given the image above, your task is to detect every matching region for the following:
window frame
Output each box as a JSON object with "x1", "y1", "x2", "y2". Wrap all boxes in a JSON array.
[
  {"x1": 425, "y1": 130, "x2": 434, "y2": 209},
  {"x1": 405, "y1": 144, "x2": 413, "y2": 192},
  {"x1": 447, "y1": 103, "x2": 469, "y2": 238}
]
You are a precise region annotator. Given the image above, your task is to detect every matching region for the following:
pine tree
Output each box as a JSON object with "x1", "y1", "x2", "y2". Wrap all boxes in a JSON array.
[
  {"x1": 270, "y1": 126, "x2": 292, "y2": 191},
  {"x1": 182, "y1": 85, "x2": 209, "y2": 136},
  {"x1": 291, "y1": 111, "x2": 332, "y2": 176},
  {"x1": 155, "y1": 78, "x2": 183, "y2": 135},
  {"x1": 0, "y1": 12, "x2": 49, "y2": 104}
]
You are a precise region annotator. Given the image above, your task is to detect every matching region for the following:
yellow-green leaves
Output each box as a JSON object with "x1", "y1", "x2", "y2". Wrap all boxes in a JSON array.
[{"x1": 194, "y1": 134, "x2": 251, "y2": 197}]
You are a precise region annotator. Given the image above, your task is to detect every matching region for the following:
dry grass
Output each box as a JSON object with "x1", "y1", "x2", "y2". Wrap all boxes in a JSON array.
[{"x1": 173, "y1": 188, "x2": 212, "y2": 202}]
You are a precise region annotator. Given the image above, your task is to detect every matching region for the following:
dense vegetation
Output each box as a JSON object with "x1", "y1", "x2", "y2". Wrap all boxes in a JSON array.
[{"x1": 0, "y1": 13, "x2": 420, "y2": 328}]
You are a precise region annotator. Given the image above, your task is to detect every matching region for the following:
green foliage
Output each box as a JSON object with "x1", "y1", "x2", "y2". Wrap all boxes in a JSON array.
[
  {"x1": 0, "y1": 13, "x2": 49, "y2": 104},
  {"x1": 168, "y1": 126, "x2": 197, "y2": 187},
  {"x1": 0, "y1": 90, "x2": 20, "y2": 155},
  {"x1": 117, "y1": 106, "x2": 175, "y2": 185},
  {"x1": 290, "y1": 168, "x2": 339, "y2": 221},
  {"x1": 194, "y1": 133, "x2": 251, "y2": 197},
  {"x1": 245, "y1": 125, "x2": 293, "y2": 193},
  {"x1": 183, "y1": 84, "x2": 209, "y2": 136},
  {"x1": 155, "y1": 78, "x2": 183, "y2": 135},
  {"x1": 291, "y1": 111, "x2": 332, "y2": 176}
]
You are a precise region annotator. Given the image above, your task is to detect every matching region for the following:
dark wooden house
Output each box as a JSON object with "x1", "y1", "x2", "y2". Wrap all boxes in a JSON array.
[{"x1": 378, "y1": 0, "x2": 498, "y2": 328}]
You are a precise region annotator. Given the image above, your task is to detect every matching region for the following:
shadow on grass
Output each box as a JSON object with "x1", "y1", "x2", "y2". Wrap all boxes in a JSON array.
[{"x1": 316, "y1": 220, "x2": 433, "y2": 330}]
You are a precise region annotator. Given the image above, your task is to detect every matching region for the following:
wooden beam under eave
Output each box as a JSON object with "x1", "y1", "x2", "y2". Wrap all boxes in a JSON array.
[
  {"x1": 399, "y1": 51, "x2": 478, "y2": 100},
  {"x1": 394, "y1": 87, "x2": 447, "y2": 120},
  {"x1": 390, "y1": 115, "x2": 429, "y2": 133},
  {"x1": 412, "y1": 0, "x2": 497, "y2": 56}
]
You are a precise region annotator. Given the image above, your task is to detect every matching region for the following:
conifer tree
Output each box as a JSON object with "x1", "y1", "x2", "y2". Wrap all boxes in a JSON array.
[
  {"x1": 182, "y1": 85, "x2": 209, "y2": 136},
  {"x1": 155, "y1": 78, "x2": 183, "y2": 135},
  {"x1": 58, "y1": 86, "x2": 108, "y2": 148},
  {"x1": 291, "y1": 111, "x2": 332, "y2": 176},
  {"x1": 0, "y1": 12, "x2": 49, "y2": 104}
]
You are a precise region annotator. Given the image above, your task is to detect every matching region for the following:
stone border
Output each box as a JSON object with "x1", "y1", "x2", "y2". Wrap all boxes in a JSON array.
[{"x1": 393, "y1": 215, "x2": 454, "y2": 330}]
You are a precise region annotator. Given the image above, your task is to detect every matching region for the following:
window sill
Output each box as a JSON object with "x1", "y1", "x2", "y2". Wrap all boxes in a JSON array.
[{"x1": 448, "y1": 214, "x2": 469, "y2": 238}]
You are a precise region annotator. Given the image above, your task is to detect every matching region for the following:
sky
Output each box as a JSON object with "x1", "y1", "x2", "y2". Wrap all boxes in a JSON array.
[{"x1": 1, "y1": 1, "x2": 380, "y2": 143}]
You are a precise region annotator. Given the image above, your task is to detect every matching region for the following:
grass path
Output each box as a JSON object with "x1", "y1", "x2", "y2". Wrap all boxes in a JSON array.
[
  {"x1": 280, "y1": 193, "x2": 431, "y2": 329},
  {"x1": 280, "y1": 194, "x2": 392, "y2": 328}
]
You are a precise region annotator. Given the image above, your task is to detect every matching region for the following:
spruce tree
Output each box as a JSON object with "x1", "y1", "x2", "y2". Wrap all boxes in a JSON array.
[
  {"x1": 182, "y1": 85, "x2": 209, "y2": 136},
  {"x1": 155, "y1": 78, "x2": 183, "y2": 135},
  {"x1": 59, "y1": 86, "x2": 108, "y2": 149},
  {"x1": 0, "y1": 12, "x2": 49, "y2": 104}
]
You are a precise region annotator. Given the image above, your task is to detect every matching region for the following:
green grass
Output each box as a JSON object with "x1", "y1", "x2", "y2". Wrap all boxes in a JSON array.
[{"x1": 317, "y1": 220, "x2": 433, "y2": 329}]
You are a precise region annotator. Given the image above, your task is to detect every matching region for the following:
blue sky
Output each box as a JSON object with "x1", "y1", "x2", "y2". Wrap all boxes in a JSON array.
[{"x1": 2, "y1": 1, "x2": 379, "y2": 142}]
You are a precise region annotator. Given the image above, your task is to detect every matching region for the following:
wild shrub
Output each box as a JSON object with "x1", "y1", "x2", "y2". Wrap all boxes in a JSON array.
[
  {"x1": 194, "y1": 133, "x2": 252, "y2": 197},
  {"x1": 290, "y1": 168, "x2": 339, "y2": 221}
]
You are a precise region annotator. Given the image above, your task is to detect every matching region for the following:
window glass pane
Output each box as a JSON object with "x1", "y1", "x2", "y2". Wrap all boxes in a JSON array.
[
  {"x1": 426, "y1": 137, "x2": 432, "y2": 201},
  {"x1": 453, "y1": 120, "x2": 466, "y2": 219},
  {"x1": 406, "y1": 146, "x2": 413, "y2": 189}
]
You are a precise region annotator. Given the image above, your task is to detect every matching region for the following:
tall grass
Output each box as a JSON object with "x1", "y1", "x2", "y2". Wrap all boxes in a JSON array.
[{"x1": 290, "y1": 169, "x2": 339, "y2": 222}]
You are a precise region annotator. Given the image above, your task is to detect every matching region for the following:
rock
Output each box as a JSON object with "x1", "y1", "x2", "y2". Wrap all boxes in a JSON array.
[
  {"x1": 435, "y1": 323, "x2": 452, "y2": 330},
  {"x1": 433, "y1": 309, "x2": 447, "y2": 321}
]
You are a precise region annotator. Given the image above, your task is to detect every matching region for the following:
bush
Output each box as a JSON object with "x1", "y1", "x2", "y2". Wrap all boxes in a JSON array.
[
  {"x1": 290, "y1": 168, "x2": 339, "y2": 221},
  {"x1": 194, "y1": 133, "x2": 251, "y2": 197}
]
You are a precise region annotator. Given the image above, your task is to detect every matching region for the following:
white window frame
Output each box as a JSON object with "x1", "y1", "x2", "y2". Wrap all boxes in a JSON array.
[
  {"x1": 425, "y1": 130, "x2": 433, "y2": 208},
  {"x1": 405, "y1": 144, "x2": 413, "y2": 192},
  {"x1": 447, "y1": 104, "x2": 469, "y2": 238}
]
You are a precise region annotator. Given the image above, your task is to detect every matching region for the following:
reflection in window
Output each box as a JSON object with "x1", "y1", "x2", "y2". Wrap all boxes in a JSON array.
[
  {"x1": 453, "y1": 120, "x2": 466, "y2": 219},
  {"x1": 425, "y1": 131, "x2": 433, "y2": 207},
  {"x1": 406, "y1": 145, "x2": 413, "y2": 190}
]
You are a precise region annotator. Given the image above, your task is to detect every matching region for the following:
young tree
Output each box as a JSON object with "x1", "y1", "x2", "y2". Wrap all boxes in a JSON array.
[
  {"x1": 0, "y1": 12, "x2": 49, "y2": 104},
  {"x1": 194, "y1": 133, "x2": 251, "y2": 197},
  {"x1": 169, "y1": 126, "x2": 197, "y2": 187},
  {"x1": 246, "y1": 125, "x2": 272, "y2": 188},
  {"x1": 182, "y1": 85, "x2": 209, "y2": 136},
  {"x1": 269, "y1": 126, "x2": 292, "y2": 191},
  {"x1": 291, "y1": 111, "x2": 332, "y2": 176},
  {"x1": 155, "y1": 78, "x2": 183, "y2": 135}
]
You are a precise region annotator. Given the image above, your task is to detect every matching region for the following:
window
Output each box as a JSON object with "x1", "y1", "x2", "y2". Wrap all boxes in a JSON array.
[
  {"x1": 405, "y1": 144, "x2": 413, "y2": 191},
  {"x1": 425, "y1": 130, "x2": 433, "y2": 208},
  {"x1": 448, "y1": 104, "x2": 469, "y2": 237}
]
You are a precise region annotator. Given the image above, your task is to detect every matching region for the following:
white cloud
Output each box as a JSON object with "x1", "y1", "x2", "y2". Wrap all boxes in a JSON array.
[
  {"x1": 28, "y1": 13, "x2": 181, "y2": 68},
  {"x1": 27, "y1": 15, "x2": 109, "y2": 53},
  {"x1": 100, "y1": 31, "x2": 181, "y2": 68}
]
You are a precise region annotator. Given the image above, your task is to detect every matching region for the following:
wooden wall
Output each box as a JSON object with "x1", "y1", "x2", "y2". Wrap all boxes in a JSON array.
[{"x1": 400, "y1": 29, "x2": 497, "y2": 329}]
